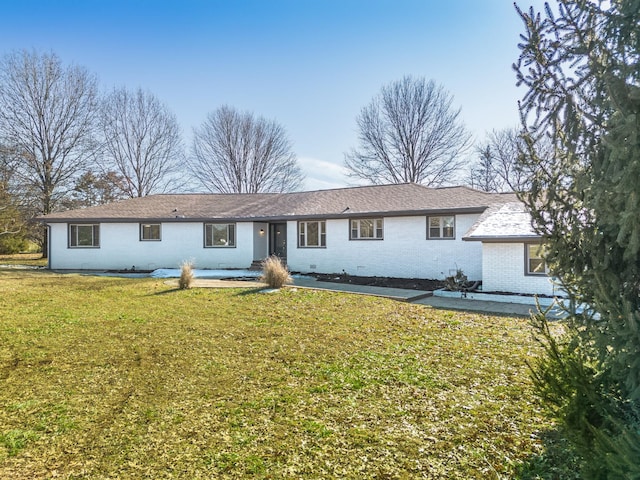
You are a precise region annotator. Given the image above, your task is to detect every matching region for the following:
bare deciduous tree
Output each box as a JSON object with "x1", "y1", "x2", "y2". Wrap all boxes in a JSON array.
[
  {"x1": 345, "y1": 76, "x2": 471, "y2": 186},
  {"x1": 469, "y1": 127, "x2": 550, "y2": 192},
  {"x1": 99, "y1": 87, "x2": 184, "y2": 198},
  {"x1": 61, "y1": 170, "x2": 127, "y2": 210},
  {"x1": 189, "y1": 106, "x2": 304, "y2": 193},
  {"x1": 0, "y1": 50, "x2": 99, "y2": 215}
]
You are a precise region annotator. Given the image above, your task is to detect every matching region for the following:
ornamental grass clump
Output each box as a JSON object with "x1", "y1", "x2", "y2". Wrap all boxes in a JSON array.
[
  {"x1": 178, "y1": 260, "x2": 194, "y2": 289},
  {"x1": 260, "y1": 255, "x2": 292, "y2": 289}
]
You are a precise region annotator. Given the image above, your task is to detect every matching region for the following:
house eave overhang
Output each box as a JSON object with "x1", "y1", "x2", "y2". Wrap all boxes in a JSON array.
[
  {"x1": 39, "y1": 206, "x2": 489, "y2": 224},
  {"x1": 462, "y1": 235, "x2": 542, "y2": 242}
]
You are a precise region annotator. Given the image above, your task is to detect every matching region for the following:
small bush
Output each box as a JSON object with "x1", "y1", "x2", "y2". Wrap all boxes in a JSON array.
[
  {"x1": 444, "y1": 268, "x2": 468, "y2": 291},
  {"x1": 0, "y1": 235, "x2": 29, "y2": 255},
  {"x1": 260, "y1": 255, "x2": 292, "y2": 289},
  {"x1": 178, "y1": 261, "x2": 194, "y2": 290}
]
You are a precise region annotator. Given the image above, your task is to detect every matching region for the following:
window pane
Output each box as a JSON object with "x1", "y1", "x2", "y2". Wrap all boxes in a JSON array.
[
  {"x1": 228, "y1": 224, "x2": 235, "y2": 246},
  {"x1": 77, "y1": 225, "x2": 94, "y2": 246},
  {"x1": 70, "y1": 225, "x2": 77, "y2": 246},
  {"x1": 205, "y1": 224, "x2": 234, "y2": 247},
  {"x1": 529, "y1": 259, "x2": 546, "y2": 273},
  {"x1": 307, "y1": 222, "x2": 319, "y2": 246},
  {"x1": 360, "y1": 219, "x2": 374, "y2": 238},
  {"x1": 320, "y1": 221, "x2": 326, "y2": 246},
  {"x1": 429, "y1": 217, "x2": 441, "y2": 228},
  {"x1": 205, "y1": 225, "x2": 213, "y2": 246},
  {"x1": 442, "y1": 216, "x2": 454, "y2": 238},
  {"x1": 528, "y1": 244, "x2": 547, "y2": 274},
  {"x1": 93, "y1": 225, "x2": 100, "y2": 246},
  {"x1": 375, "y1": 219, "x2": 383, "y2": 238},
  {"x1": 70, "y1": 224, "x2": 98, "y2": 247},
  {"x1": 299, "y1": 222, "x2": 306, "y2": 246},
  {"x1": 141, "y1": 224, "x2": 160, "y2": 240},
  {"x1": 212, "y1": 224, "x2": 228, "y2": 245}
]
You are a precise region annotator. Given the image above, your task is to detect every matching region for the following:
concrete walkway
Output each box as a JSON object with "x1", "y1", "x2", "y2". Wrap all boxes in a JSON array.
[
  {"x1": 291, "y1": 278, "x2": 540, "y2": 317},
  {"x1": 164, "y1": 276, "x2": 544, "y2": 318}
]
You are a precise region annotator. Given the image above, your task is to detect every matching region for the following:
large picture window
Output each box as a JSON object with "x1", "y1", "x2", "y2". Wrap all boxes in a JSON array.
[
  {"x1": 350, "y1": 218, "x2": 383, "y2": 240},
  {"x1": 526, "y1": 243, "x2": 548, "y2": 275},
  {"x1": 427, "y1": 216, "x2": 455, "y2": 239},
  {"x1": 69, "y1": 224, "x2": 100, "y2": 248},
  {"x1": 204, "y1": 223, "x2": 236, "y2": 247},
  {"x1": 140, "y1": 223, "x2": 161, "y2": 241},
  {"x1": 299, "y1": 221, "x2": 326, "y2": 247}
]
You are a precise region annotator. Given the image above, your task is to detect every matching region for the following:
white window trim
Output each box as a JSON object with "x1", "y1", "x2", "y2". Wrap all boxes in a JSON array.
[
  {"x1": 298, "y1": 220, "x2": 326, "y2": 248},
  {"x1": 350, "y1": 218, "x2": 384, "y2": 240}
]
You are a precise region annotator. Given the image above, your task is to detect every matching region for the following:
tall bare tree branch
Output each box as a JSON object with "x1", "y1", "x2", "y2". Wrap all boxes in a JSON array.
[
  {"x1": 99, "y1": 87, "x2": 184, "y2": 197},
  {"x1": 0, "y1": 50, "x2": 99, "y2": 215},
  {"x1": 188, "y1": 106, "x2": 304, "y2": 193},
  {"x1": 345, "y1": 76, "x2": 471, "y2": 186}
]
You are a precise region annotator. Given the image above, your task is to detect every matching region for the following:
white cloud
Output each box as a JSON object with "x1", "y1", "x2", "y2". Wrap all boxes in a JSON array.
[{"x1": 298, "y1": 156, "x2": 352, "y2": 191}]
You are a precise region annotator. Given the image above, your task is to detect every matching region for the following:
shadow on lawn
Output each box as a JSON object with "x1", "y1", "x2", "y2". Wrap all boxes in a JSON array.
[
  {"x1": 234, "y1": 287, "x2": 271, "y2": 296},
  {"x1": 515, "y1": 428, "x2": 581, "y2": 479}
]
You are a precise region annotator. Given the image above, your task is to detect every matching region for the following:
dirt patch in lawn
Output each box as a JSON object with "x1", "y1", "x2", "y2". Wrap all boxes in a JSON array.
[{"x1": 311, "y1": 273, "x2": 445, "y2": 291}]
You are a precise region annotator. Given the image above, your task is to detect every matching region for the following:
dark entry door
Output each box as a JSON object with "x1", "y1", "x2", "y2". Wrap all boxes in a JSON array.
[{"x1": 269, "y1": 223, "x2": 287, "y2": 259}]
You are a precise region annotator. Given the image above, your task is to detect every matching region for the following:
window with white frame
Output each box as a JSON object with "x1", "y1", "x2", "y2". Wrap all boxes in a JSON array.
[
  {"x1": 140, "y1": 223, "x2": 161, "y2": 241},
  {"x1": 526, "y1": 243, "x2": 548, "y2": 275},
  {"x1": 69, "y1": 224, "x2": 100, "y2": 248},
  {"x1": 427, "y1": 216, "x2": 455, "y2": 239},
  {"x1": 204, "y1": 223, "x2": 235, "y2": 247},
  {"x1": 350, "y1": 218, "x2": 383, "y2": 240},
  {"x1": 299, "y1": 221, "x2": 326, "y2": 247}
]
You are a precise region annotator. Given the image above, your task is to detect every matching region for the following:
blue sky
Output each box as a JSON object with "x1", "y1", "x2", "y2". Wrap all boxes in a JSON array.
[{"x1": 1, "y1": 0, "x2": 545, "y2": 190}]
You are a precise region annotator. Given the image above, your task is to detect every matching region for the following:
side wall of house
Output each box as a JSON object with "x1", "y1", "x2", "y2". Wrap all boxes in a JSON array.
[
  {"x1": 481, "y1": 242, "x2": 557, "y2": 296},
  {"x1": 48, "y1": 222, "x2": 254, "y2": 271},
  {"x1": 286, "y1": 214, "x2": 483, "y2": 280}
]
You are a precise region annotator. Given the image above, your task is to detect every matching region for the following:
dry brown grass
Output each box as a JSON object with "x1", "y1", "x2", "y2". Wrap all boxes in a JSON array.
[
  {"x1": 259, "y1": 255, "x2": 292, "y2": 289},
  {"x1": 178, "y1": 260, "x2": 194, "y2": 289}
]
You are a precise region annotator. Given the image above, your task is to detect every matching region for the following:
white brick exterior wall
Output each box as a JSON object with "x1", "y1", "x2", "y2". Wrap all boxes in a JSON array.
[
  {"x1": 48, "y1": 222, "x2": 255, "y2": 271},
  {"x1": 47, "y1": 213, "x2": 483, "y2": 281},
  {"x1": 286, "y1": 214, "x2": 482, "y2": 280},
  {"x1": 481, "y1": 242, "x2": 558, "y2": 296}
]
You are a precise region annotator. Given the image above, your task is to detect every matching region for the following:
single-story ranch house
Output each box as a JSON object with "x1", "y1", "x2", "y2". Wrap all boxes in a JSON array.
[{"x1": 39, "y1": 183, "x2": 557, "y2": 296}]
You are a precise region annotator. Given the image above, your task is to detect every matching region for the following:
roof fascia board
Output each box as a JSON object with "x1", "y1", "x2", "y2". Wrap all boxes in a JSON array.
[
  {"x1": 462, "y1": 235, "x2": 542, "y2": 242},
  {"x1": 39, "y1": 206, "x2": 490, "y2": 224}
]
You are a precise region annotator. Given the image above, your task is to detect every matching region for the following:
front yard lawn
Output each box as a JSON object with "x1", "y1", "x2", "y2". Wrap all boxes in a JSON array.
[{"x1": 0, "y1": 270, "x2": 577, "y2": 479}]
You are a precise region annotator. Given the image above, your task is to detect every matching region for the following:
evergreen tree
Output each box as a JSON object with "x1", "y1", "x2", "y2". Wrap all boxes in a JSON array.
[
  {"x1": 469, "y1": 145, "x2": 500, "y2": 192},
  {"x1": 515, "y1": 1, "x2": 640, "y2": 477}
]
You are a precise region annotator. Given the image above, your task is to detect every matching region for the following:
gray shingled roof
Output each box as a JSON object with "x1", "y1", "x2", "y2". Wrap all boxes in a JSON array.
[
  {"x1": 463, "y1": 202, "x2": 540, "y2": 241},
  {"x1": 39, "y1": 183, "x2": 518, "y2": 223}
]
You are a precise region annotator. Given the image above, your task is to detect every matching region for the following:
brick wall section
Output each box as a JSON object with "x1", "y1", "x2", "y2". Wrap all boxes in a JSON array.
[
  {"x1": 482, "y1": 242, "x2": 557, "y2": 295},
  {"x1": 48, "y1": 222, "x2": 255, "y2": 271},
  {"x1": 49, "y1": 214, "x2": 484, "y2": 281},
  {"x1": 287, "y1": 214, "x2": 482, "y2": 281}
]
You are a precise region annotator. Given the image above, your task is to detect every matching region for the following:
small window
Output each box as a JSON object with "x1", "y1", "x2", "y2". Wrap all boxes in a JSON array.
[
  {"x1": 299, "y1": 221, "x2": 326, "y2": 247},
  {"x1": 69, "y1": 224, "x2": 100, "y2": 248},
  {"x1": 140, "y1": 223, "x2": 161, "y2": 241},
  {"x1": 350, "y1": 218, "x2": 383, "y2": 240},
  {"x1": 526, "y1": 243, "x2": 548, "y2": 275},
  {"x1": 204, "y1": 223, "x2": 236, "y2": 247},
  {"x1": 427, "y1": 216, "x2": 455, "y2": 239}
]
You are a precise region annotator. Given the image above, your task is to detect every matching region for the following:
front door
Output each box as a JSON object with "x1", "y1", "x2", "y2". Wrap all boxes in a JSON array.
[{"x1": 269, "y1": 223, "x2": 287, "y2": 259}]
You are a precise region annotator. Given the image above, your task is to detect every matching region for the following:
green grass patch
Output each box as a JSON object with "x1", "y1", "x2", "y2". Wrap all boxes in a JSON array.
[
  {"x1": 0, "y1": 269, "x2": 578, "y2": 478},
  {"x1": 0, "y1": 253, "x2": 46, "y2": 267}
]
